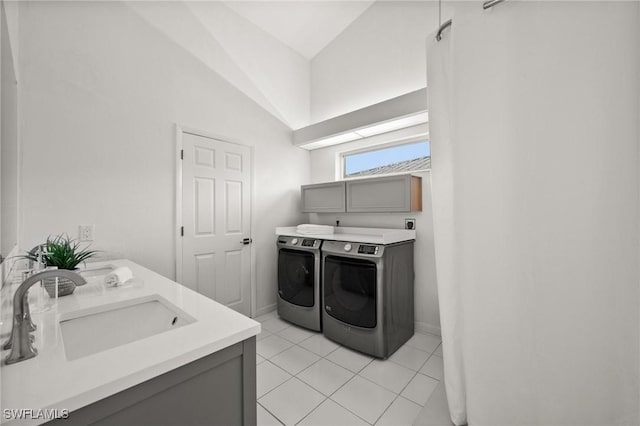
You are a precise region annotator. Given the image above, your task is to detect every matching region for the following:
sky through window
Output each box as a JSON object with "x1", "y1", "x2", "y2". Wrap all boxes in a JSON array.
[{"x1": 344, "y1": 141, "x2": 430, "y2": 176}]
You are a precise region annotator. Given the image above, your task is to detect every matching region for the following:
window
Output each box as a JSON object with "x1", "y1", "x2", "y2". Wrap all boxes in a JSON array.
[{"x1": 342, "y1": 141, "x2": 431, "y2": 179}]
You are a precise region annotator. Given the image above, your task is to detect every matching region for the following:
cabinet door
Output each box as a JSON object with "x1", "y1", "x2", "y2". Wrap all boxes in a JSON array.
[
  {"x1": 301, "y1": 182, "x2": 346, "y2": 213},
  {"x1": 346, "y1": 175, "x2": 421, "y2": 212}
]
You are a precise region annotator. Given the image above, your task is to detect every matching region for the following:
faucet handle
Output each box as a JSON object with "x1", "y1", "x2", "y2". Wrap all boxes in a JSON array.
[{"x1": 27, "y1": 244, "x2": 50, "y2": 271}]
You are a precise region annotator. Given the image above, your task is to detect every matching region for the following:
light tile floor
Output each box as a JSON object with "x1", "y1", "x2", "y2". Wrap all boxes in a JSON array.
[{"x1": 255, "y1": 311, "x2": 448, "y2": 426}]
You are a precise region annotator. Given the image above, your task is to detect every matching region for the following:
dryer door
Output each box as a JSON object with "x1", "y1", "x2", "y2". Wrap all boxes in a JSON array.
[
  {"x1": 324, "y1": 255, "x2": 377, "y2": 328},
  {"x1": 278, "y1": 249, "x2": 316, "y2": 307}
]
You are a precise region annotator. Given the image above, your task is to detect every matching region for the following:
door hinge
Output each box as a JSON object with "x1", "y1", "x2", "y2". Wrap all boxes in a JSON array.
[
  {"x1": 180, "y1": 226, "x2": 184, "y2": 237},
  {"x1": 180, "y1": 149, "x2": 184, "y2": 160}
]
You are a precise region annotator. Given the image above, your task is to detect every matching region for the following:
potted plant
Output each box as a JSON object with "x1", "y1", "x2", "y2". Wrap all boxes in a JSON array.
[{"x1": 24, "y1": 234, "x2": 98, "y2": 297}]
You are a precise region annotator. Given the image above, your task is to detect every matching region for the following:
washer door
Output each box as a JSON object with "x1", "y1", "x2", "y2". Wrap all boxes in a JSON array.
[
  {"x1": 324, "y1": 255, "x2": 377, "y2": 328},
  {"x1": 278, "y1": 249, "x2": 316, "y2": 307}
]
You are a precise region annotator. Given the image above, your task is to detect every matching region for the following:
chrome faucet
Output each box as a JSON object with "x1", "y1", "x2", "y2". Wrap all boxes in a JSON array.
[{"x1": 3, "y1": 270, "x2": 87, "y2": 365}]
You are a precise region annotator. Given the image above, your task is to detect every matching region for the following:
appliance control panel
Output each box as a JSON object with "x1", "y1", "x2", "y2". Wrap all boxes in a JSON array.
[
  {"x1": 357, "y1": 244, "x2": 379, "y2": 255},
  {"x1": 277, "y1": 236, "x2": 321, "y2": 249},
  {"x1": 320, "y1": 240, "x2": 385, "y2": 257}
]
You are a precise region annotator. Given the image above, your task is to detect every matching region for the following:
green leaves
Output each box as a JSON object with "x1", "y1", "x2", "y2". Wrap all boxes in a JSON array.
[{"x1": 25, "y1": 234, "x2": 97, "y2": 270}]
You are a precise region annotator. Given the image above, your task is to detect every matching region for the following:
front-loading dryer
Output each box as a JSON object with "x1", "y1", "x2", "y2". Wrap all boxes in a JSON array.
[
  {"x1": 276, "y1": 236, "x2": 322, "y2": 331},
  {"x1": 322, "y1": 239, "x2": 414, "y2": 358}
]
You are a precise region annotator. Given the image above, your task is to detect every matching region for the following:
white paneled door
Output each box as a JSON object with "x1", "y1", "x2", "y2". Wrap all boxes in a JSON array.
[{"x1": 181, "y1": 132, "x2": 251, "y2": 316}]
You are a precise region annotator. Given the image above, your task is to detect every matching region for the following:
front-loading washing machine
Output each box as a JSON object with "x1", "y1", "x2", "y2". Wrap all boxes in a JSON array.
[
  {"x1": 276, "y1": 235, "x2": 322, "y2": 331},
  {"x1": 321, "y1": 239, "x2": 414, "y2": 358}
]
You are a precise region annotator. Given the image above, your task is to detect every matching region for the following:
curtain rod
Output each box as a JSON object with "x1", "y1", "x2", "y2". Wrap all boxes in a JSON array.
[
  {"x1": 435, "y1": 19, "x2": 452, "y2": 42},
  {"x1": 435, "y1": 0, "x2": 507, "y2": 42},
  {"x1": 483, "y1": 0, "x2": 506, "y2": 10}
]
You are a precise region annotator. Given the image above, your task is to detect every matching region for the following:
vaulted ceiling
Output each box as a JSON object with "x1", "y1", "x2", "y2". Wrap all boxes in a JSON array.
[
  {"x1": 126, "y1": 1, "x2": 375, "y2": 130},
  {"x1": 222, "y1": 1, "x2": 375, "y2": 59}
]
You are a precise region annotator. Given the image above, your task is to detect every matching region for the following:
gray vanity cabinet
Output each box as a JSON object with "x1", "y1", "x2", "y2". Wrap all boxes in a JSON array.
[
  {"x1": 346, "y1": 175, "x2": 422, "y2": 213},
  {"x1": 301, "y1": 181, "x2": 346, "y2": 213},
  {"x1": 48, "y1": 337, "x2": 257, "y2": 426}
]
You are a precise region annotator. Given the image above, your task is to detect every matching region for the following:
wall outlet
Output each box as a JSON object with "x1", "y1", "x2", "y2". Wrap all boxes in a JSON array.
[
  {"x1": 405, "y1": 219, "x2": 416, "y2": 230},
  {"x1": 79, "y1": 225, "x2": 95, "y2": 242}
]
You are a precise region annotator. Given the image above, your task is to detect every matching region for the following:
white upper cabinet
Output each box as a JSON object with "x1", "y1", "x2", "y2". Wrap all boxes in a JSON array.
[
  {"x1": 301, "y1": 175, "x2": 422, "y2": 213},
  {"x1": 301, "y1": 181, "x2": 346, "y2": 213}
]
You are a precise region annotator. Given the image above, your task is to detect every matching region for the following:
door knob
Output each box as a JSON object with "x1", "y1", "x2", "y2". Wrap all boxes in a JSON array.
[{"x1": 241, "y1": 238, "x2": 252, "y2": 245}]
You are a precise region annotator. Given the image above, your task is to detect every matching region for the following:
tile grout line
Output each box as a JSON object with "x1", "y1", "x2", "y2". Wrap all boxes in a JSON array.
[
  {"x1": 269, "y1": 347, "x2": 322, "y2": 375},
  {"x1": 318, "y1": 356, "x2": 402, "y2": 425},
  {"x1": 257, "y1": 401, "x2": 285, "y2": 426},
  {"x1": 337, "y1": 374, "x2": 395, "y2": 425},
  {"x1": 373, "y1": 393, "x2": 402, "y2": 425},
  {"x1": 330, "y1": 344, "x2": 439, "y2": 422},
  {"x1": 258, "y1": 374, "x2": 322, "y2": 424},
  {"x1": 297, "y1": 338, "x2": 341, "y2": 359},
  {"x1": 293, "y1": 395, "x2": 330, "y2": 426},
  {"x1": 259, "y1": 340, "x2": 347, "y2": 425},
  {"x1": 294, "y1": 339, "x2": 375, "y2": 425},
  {"x1": 292, "y1": 393, "x2": 327, "y2": 426},
  {"x1": 289, "y1": 342, "x2": 359, "y2": 397},
  {"x1": 258, "y1": 338, "x2": 342, "y2": 403},
  {"x1": 390, "y1": 366, "x2": 421, "y2": 409},
  {"x1": 259, "y1": 357, "x2": 329, "y2": 426},
  {"x1": 276, "y1": 328, "x2": 319, "y2": 345},
  {"x1": 361, "y1": 368, "x2": 417, "y2": 397},
  {"x1": 324, "y1": 377, "x2": 375, "y2": 426},
  {"x1": 259, "y1": 315, "x2": 443, "y2": 424},
  {"x1": 362, "y1": 346, "x2": 436, "y2": 395},
  {"x1": 256, "y1": 335, "x2": 296, "y2": 360},
  {"x1": 368, "y1": 351, "x2": 442, "y2": 424},
  {"x1": 257, "y1": 360, "x2": 293, "y2": 400}
]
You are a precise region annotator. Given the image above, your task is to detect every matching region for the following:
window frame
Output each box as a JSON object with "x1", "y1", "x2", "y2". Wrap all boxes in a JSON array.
[{"x1": 339, "y1": 137, "x2": 431, "y2": 181}]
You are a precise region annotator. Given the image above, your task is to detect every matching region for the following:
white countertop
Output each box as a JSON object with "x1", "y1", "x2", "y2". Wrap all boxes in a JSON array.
[
  {"x1": 0, "y1": 259, "x2": 260, "y2": 425},
  {"x1": 275, "y1": 226, "x2": 416, "y2": 244}
]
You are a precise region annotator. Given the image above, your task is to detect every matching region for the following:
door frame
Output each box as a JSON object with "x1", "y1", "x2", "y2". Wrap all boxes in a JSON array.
[{"x1": 175, "y1": 124, "x2": 256, "y2": 317}]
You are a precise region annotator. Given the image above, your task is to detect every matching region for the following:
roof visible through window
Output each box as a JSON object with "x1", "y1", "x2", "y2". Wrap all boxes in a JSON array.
[{"x1": 344, "y1": 141, "x2": 430, "y2": 178}]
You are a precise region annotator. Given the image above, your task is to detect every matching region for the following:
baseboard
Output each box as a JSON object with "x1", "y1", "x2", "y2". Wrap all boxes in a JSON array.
[
  {"x1": 255, "y1": 303, "x2": 276, "y2": 318},
  {"x1": 415, "y1": 321, "x2": 441, "y2": 337}
]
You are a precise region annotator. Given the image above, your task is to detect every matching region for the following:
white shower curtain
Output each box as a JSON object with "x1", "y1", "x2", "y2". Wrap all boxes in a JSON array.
[
  {"x1": 428, "y1": 23, "x2": 468, "y2": 426},
  {"x1": 428, "y1": 2, "x2": 639, "y2": 425}
]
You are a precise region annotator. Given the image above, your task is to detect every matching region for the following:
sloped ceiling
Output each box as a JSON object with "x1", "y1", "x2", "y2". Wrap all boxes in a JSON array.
[
  {"x1": 223, "y1": 1, "x2": 375, "y2": 59},
  {"x1": 125, "y1": 1, "x2": 374, "y2": 130}
]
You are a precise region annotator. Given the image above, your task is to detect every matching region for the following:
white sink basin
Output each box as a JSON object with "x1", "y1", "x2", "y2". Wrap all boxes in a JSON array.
[{"x1": 59, "y1": 295, "x2": 195, "y2": 361}]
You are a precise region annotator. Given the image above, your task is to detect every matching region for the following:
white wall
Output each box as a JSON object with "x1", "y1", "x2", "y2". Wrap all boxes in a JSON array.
[
  {"x1": 2, "y1": 0, "x2": 17, "y2": 81},
  {"x1": 127, "y1": 1, "x2": 310, "y2": 130},
  {"x1": 0, "y1": 0, "x2": 19, "y2": 284},
  {"x1": 0, "y1": 0, "x2": 18, "y2": 257},
  {"x1": 308, "y1": 125, "x2": 440, "y2": 334},
  {"x1": 18, "y1": 1, "x2": 309, "y2": 315},
  {"x1": 310, "y1": 1, "x2": 451, "y2": 123}
]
